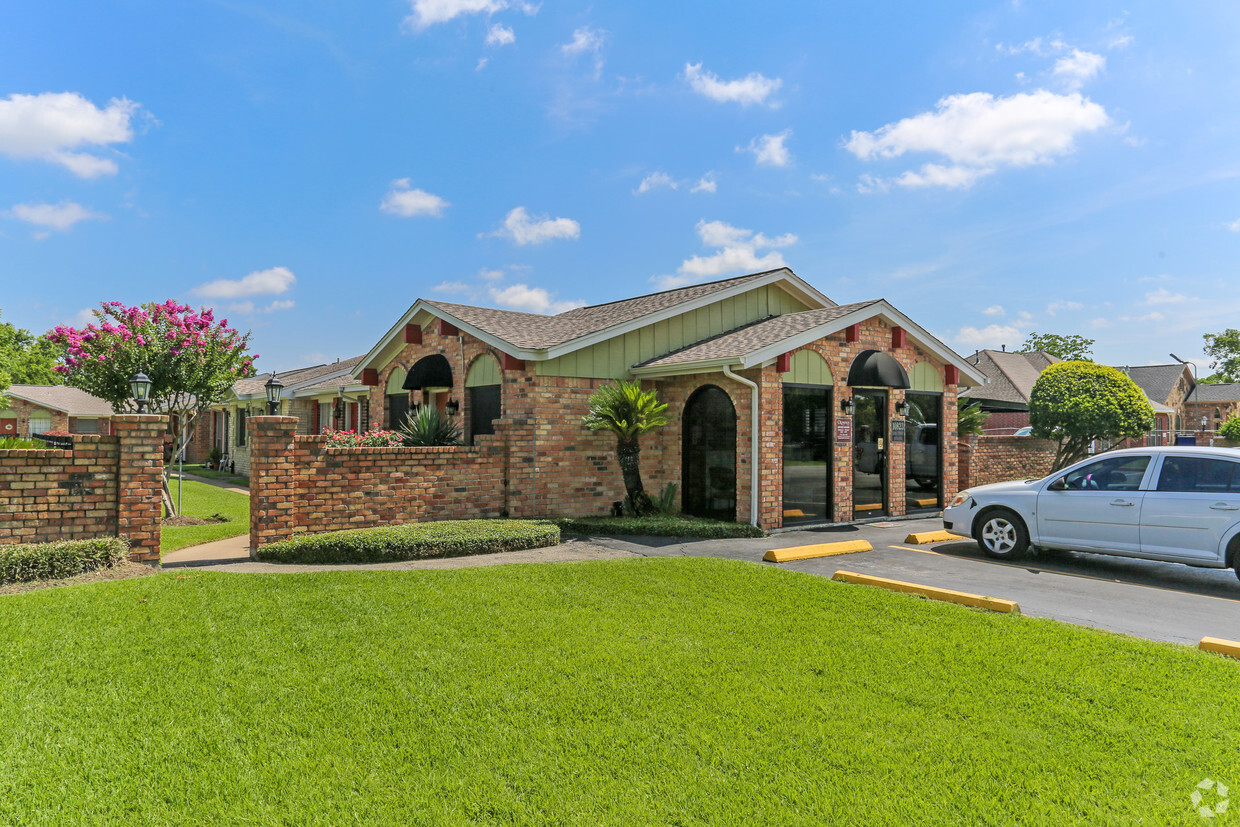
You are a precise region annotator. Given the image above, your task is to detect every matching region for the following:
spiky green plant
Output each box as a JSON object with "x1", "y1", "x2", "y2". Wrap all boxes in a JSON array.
[
  {"x1": 582, "y1": 379, "x2": 669, "y2": 515},
  {"x1": 957, "y1": 400, "x2": 989, "y2": 438},
  {"x1": 399, "y1": 405, "x2": 462, "y2": 447}
]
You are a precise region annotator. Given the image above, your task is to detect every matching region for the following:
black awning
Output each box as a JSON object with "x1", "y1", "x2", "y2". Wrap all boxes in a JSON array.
[
  {"x1": 847, "y1": 349, "x2": 910, "y2": 389},
  {"x1": 403, "y1": 354, "x2": 453, "y2": 390}
]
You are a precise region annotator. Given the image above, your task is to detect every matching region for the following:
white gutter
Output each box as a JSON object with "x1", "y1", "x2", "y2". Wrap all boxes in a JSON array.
[{"x1": 722, "y1": 365, "x2": 760, "y2": 528}]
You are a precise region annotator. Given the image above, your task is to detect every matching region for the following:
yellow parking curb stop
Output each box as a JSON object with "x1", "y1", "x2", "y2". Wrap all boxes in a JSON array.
[
  {"x1": 904, "y1": 530, "x2": 967, "y2": 544},
  {"x1": 1199, "y1": 637, "x2": 1240, "y2": 659},
  {"x1": 763, "y1": 540, "x2": 872, "y2": 563},
  {"x1": 831, "y1": 570, "x2": 1020, "y2": 614}
]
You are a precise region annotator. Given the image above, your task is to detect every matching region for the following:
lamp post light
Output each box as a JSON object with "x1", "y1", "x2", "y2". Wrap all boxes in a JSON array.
[
  {"x1": 264, "y1": 373, "x2": 284, "y2": 415},
  {"x1": 1202, "y1": 415, "x2": 1209, "y2": 432},
  {"x1": 130, "y1": 372, "x2": 153, "y2": 414}
]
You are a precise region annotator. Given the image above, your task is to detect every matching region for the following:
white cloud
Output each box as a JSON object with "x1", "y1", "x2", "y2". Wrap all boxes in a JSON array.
[
  {"x1": 1046, "y1": 300, "x2": 1083, "y2": 315},
  {"x1": 380, "y1": 178, "x2": 449, "y2": 218},
  {"x1": 433, "y1": 280, "x2": 472, "y2": 294},
  {"x1": 476, "y1": 57, "x2": 489, "y2": 71},
  {"x1": 982, "y1": 305, "x2": 1005, "y2": 316},
  {"x1": 477, "y1": 268, "x2": 505, "y2": 281},
  {"x1": 1108, "y1": 34, "x2": 1133, "y2": 50},
  {"x1": 1226, "y1": 218, "x2": 1240, "y2": 232},
  {"x1": 1016, "y1": 310, "x2": 1034, "y2": 322},
  {"x1": 6, "y1": 200, "x2": 105, "y2": 231},
  {"x1": 0, "y1": 92, "x2": 143, "y2": 178},
  {"x1": 404, "y1": 0, "x2": 505, "y2": 30},
  {"x1": 489, "y1": 206, "x2": 580, "y2": 245},
  {"x1": 893, "y1": 163, "x2": 992, "y2": 189},
  {"x1": 739, "y1": 130, "x2": 792, "y2": 167},
  {"x1": 635, "y1": 171, "x2": 677, "y2": 195},
  {"x1": 227, "y1": 299, "x2": 295, "y2": 315},
  {"x1": 845, "y1": 90, "x2": 1109, "y2": 189},
  {"x1": 655, "y1": 219, "x2": 796, "y2": 289},
  {"x1": 1090, "y1": 317, "x2": 1111, "y2": 329},
  {"x1": 560, "y1": 26, "x2": 606, "y2": 77},
  {"x1": 683, "y1": 63, "x2": 782, "y2": 107},
  {"x1": 1136, "y1": 311, "x2": 1165, "y2": 323},
  {"x1": 1145, "y1": 287, "x2": 1189, "y2": 305},
  {"x1": 1053, "y1": 49, "x2": 1106, "y2": 90},
  {"x1": 956, "y1": 324, "x2": 1025, "y2": 349},
  {"x1": 489, "y1": 283, "x2": 583, "y2": 314},
  {"x1": 691, "y1": 173, "x2": 717, "y2": 194},
  {"x1": 193, "y1": 266, "x2": 296, "y2": 299},
  {"x1": 997, "y1": 37, "x2": 1049, "y2": 56},
  {"x1": 485, "y1": 24, "x2": 515, "y2": 45}
]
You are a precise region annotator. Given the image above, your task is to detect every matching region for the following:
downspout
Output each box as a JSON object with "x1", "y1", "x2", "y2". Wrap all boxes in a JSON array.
[{"x1": 722, "y1": 365, "x2": 760, "y2": 528}]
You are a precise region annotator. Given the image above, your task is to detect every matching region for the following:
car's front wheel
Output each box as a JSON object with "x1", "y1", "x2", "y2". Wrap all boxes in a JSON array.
[{"x1": 976, "y1": 508, "x2": 1029, "y2": 559}]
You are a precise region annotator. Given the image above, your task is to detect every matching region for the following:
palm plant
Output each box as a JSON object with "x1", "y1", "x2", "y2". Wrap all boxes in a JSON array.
[
  {"x1": 398, "y1": 405, "x2": 462, "y2": 447},
  {"x1": 957, "y1": 400, "x2": 990, "y2": 438},
  {"x1": 582, "y1": 379, "x2": 669, "y2": 515}
]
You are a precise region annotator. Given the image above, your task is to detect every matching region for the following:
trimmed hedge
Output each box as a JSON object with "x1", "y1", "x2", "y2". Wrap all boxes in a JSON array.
[
  {"x1": 256, "y1": 520, "x2": 561, "y2": 565},
  {"x1": 556, "y1": 515, "x2": 766, "y2": 539},
  {"x1": 0, "y1": 537, "x2": 131, "y2": 585}
]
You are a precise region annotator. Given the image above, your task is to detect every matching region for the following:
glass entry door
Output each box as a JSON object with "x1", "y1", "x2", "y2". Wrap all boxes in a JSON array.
[
  {"x1": 905, "y1": 393, "x2": 942, "y2": 511},
  {"x1": 852, "y1": 389, "x2": 887, "y2": 518},
  {"x1": 782, "y1": 385, "x2": 832, "y2": 525}
]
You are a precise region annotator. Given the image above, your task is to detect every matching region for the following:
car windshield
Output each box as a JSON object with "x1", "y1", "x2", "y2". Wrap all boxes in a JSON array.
[{"x1": 1061, "y1": 455, "x2": 1150, "y2": 491}]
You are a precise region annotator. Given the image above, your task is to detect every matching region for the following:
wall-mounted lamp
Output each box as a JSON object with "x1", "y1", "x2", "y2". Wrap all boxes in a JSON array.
[
  {"x1": 445, "y1": 398, "x2": 460, "y2": 416},
  {"x1": 840, "y1": 397, "x2": 855, "y2": 416},
  {"x1": 1202, "y1": 415, "x2": 1209, "y2": 431},
  {"x1": 130, "y1": 371, "x2": 153, "y2": 414},
  {"x1": 896, "y1": 400, "x2": 911, "y2": 417},
  {"x1": 264, "y1": 373, "x2": 284, "y2": 415}
]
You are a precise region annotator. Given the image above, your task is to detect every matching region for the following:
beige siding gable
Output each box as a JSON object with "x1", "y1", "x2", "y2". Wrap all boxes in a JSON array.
[{"x1": 538, "y1": 284, "x2": 810, "y2": 378}]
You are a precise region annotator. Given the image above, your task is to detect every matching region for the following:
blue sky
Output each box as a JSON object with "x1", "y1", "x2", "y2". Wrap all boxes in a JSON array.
[{"x1": 2, "y1": 0, "x2": 1238, "y2": 373}]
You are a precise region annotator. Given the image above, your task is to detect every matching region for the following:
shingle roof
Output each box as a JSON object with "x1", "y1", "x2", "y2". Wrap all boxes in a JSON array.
[
  {"x1": 1113, "y1": 364, "x2": 1189, "y2": 406},
  {"x1": 960, "y1": 350, "x2": 1059, "y2": 405},
  {"x1": 637, "y1": 301, "x2": 880, "y2": 368},
  {"x1": 6, "y1": 384, "x2": 116, "y2": 416},
  {"x1": 425, "y1": 270, "x2": 807, "y2": 350},
  {"x1": 1191, "y1": 383, "x2": 1240, "y2": 403},
  {"x1": 233, "y1": 356, "x2": 366, "y2": 397}
]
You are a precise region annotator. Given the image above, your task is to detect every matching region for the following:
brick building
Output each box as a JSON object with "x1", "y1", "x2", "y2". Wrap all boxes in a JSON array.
[
  {"x1": 0, "y1": 384, "x2": 116, "y2": 438},
  {"x1": 959, "y1": 349, "x2": 1059, "y2": 435},
  {"x1": 337, "y1": 268, "x2": 984, "y2": 529}
]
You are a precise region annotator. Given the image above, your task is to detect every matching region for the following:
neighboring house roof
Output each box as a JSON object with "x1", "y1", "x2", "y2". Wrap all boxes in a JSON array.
[
  {"x1": 232, "y1": 356, "x2": 366, "y2": 400},
  {"x1": 1114, "y1": 364, "x2": 1191, "y2": 407},
  {"x1": 361, "y1": 268, "x2": 835, "y2": 369},
  {"x1": 1190, "y1": 383, "x2": 1240, "y2": 403},
  {"x1": 959, "y1": 350, "x2": 1059, "y2": 407},
  {"x1": 4, "y1": 384, "x2": 116, "y2": 417}
]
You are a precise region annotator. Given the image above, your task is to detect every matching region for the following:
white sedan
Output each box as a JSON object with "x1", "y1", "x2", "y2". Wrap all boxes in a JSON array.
[{"x1": 942, "y1": 446, "x2": 1240, "y2": 578}]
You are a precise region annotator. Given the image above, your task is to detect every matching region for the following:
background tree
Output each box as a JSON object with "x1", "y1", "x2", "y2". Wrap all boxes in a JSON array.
[
  {"x1": 582, "y1": 379, "x2": 668, "y2": 516},
  {"x1": 1219, "y1": 416, "x2": 1240, "y2": 443},
  {"x1": 1029, "y1": 361, "x2": 1154, "y2": 471},
  {"x1": 1018, "y1": 331, "x2": 1095, "y2": 362},
  {"x1": 47, "y1": 300, "x2": 256, "y2": 514},
  {"x1": 0, "y1": 309, "x2": 64, "y2": 406},
  {"x1": 1203, "y1": 328, "x2": 1240, "y2": 383}
]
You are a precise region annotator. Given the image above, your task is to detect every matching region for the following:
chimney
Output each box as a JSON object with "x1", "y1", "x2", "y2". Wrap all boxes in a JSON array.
[{"x1": 1001, "y1": 344, "x2": 1006, "y2": 352}]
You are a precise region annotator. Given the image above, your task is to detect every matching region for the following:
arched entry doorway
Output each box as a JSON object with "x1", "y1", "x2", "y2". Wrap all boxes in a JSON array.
[
  {"x1": 847, "y1": 350, "x2": 910, "y2": 519},
  {"x1": 682, "y1": 385, "x2": 736, "y2": 521}
]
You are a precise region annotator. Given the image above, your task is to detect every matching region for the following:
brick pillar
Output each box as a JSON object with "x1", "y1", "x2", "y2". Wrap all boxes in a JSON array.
[
  {"x1": 249, "y1": 416, "x2": 298, "y2": 549},
  {"x1": 114, "y1": 414, "x2": 167, "y2": 563},
  {"x1": 887, "y1": 391, "x2": 907, "y2": 517},
  {"x1": 756, "y1": 366, "x2": 783, "y2": 529}
]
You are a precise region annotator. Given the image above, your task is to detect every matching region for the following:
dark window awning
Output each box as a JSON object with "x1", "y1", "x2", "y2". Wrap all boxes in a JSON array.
[
  {"x1": 404, "y1": 354, "x2": 453, "y2": 390},
  {"x1": 847, "y1": 349, "x2": 910, "y2": 389}
]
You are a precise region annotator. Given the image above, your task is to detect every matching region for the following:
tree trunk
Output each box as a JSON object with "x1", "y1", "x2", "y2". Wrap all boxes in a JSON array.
[
  {"x1": 162, "y1": 475, "x2": 176, "y2": 518},
  {"x1": 615, "y1": 439, "x2": 654, "y2": 515}
]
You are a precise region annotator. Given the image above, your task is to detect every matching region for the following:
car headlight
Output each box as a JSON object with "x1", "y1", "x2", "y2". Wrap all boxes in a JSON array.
[{"x1": 948, "y1": 491, "x2": 972, "y2": 508}]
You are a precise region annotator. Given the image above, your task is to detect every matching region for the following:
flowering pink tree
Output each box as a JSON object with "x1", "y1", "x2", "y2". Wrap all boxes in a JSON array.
[{"x1": 48, "y1": 301, "x2": 256, "y2": 512}]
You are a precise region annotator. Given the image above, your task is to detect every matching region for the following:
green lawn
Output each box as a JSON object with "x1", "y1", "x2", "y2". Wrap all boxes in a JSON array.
[
  {"x1": 1, "y1": 557, "x2": 1237, "y2": 824},
  {"x1": 160, "y1": 479, "x2": 250, "y2": 554},
  {"x1": 170, "y1": 463, "x2": 249, "y2": 485}
]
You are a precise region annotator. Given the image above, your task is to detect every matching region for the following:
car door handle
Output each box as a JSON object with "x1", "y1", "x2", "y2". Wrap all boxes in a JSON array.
[
  {"x1": 1210, "y1": 503, "x2": 1240, "y2": 511},
  {"x1": 1110, "y1": 500, "x2": 1136, "y2": 507}
]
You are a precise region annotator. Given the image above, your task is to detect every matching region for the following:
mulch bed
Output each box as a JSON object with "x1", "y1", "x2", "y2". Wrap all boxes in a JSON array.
[{"x1": 163, "y1": 515, "x2": 229, "y2": 527}]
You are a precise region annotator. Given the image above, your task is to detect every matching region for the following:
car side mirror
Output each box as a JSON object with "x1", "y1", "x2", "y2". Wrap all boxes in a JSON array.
[{"x1": 1047, "y1": 477, "x2": 1067, "y2": 492}]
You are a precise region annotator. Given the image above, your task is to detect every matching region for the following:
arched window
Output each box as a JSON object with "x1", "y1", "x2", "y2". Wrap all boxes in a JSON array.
[
  {"x1": 386, "y1": 367, "x2": 409, "y2": 429},
  {"x1": 682, "y1": 385, "x2": 736, "y2": 521},
  {"x1": 465, "y1": 354, "x2": 502, "y2": 441}
]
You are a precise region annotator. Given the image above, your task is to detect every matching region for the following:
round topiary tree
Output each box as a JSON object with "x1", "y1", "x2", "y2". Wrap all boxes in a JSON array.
[
  {"x1": 1029, "y1": 361, "x2": 1155, "y2": 471},
  {"x1": 1219, "y1": 416, "x2": 1240, "y2": 443}
]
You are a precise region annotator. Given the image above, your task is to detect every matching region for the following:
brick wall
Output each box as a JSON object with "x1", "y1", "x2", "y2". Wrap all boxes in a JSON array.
[
  {"x1": 981, "y1": 411, "x2": 1031, "y2": 436},
  {"x1": 958, "y1": 435, "x2": 1057, "y2": 490},
  {"x1": 0, "y1": 414, "x2": 166, "y2": 562},
  {"x1": 248, "y1": 416, "x2": 516, "y2": 548}
]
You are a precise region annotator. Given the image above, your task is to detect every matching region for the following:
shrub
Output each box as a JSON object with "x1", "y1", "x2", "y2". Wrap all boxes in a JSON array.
[
  {"x1": 1220, "y1": 416, "x2": 1240, "y2": 442},
  {"x1": 1030, "y1": 361, "x2": 1154, "y2": 470},
  {"x1": 0, "y1": 437, "x2": 41, "y2": 449},
  {"x1": 324, "y1": 429, "x2": 405, "y2": 447},
  {"x1": 556, "y1": 515, "x2": 765, "y2": 539},
  {"x1": 256, "y1": 519, "x2": 559, "y2": 564},
  {"x1": 0, "y1": 537, "x2": 130, "y2": 584},
  {"x1": 398, "y1": 406, "x2": 462, "y2": 447}
]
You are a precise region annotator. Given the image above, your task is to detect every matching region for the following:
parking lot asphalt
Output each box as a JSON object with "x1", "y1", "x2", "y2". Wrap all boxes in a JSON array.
[{"x1": 582, "y1": 516, "x2": 1240, "y2": 646}]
